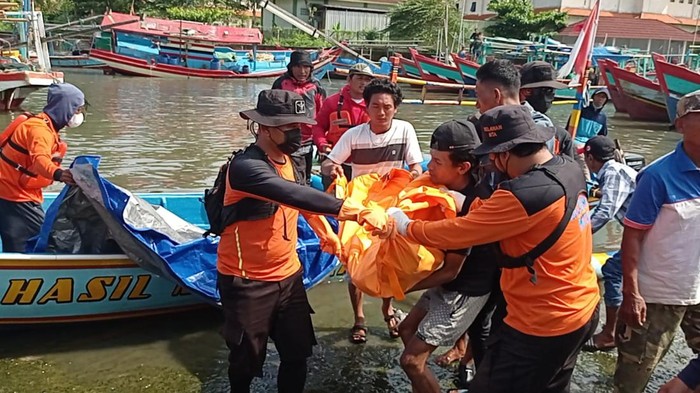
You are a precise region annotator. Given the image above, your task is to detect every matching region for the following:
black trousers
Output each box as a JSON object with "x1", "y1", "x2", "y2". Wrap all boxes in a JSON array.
[
  {"x1": 469, "y1": 307, "x2": 599, "y2": 393},
  {"x1": 217, "y1": 269, "x2": 316, "y2": 393},
  {"x1": 467, "y1": 286, "x2": 506, "y2": 369},
  {"x1": 0, "y1": 197, "x2": 44, "y2": 252}
]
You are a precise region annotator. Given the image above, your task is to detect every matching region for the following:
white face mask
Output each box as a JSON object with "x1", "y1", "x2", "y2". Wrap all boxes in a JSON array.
[{"x1": 67, "y1": 112, "x2": 84, "y2": 128}]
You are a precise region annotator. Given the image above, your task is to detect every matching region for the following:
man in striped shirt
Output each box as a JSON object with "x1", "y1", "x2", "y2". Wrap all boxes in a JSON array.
[
  {"x1": 326, "y1": 78, "x2": 423, "y2": 343},
  {"x1": 582, "y1": 135, "x2": 637, "y2": 352}
]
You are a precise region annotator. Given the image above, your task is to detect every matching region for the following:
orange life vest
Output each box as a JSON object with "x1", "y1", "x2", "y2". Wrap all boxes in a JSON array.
[
  {"x1": 326, "y1": 95, "x2": 355, "y2": 146},
  {"x1": 0, "y1": 113, "x2": 67, "y2": 189}
]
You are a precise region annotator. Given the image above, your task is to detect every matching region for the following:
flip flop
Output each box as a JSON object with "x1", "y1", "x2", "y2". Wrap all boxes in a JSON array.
[
  {"x1": 582, "y1": 336, "x2": 616, "y2": 352},
  {"x1": 434, "y1": 348, "x2": 465, "y2": 368},
  {"x1": 384, "y1": 309, "x2": 406, "y2": 339},
  {"x1": 349, "y1": 324, "x2": 367, "y2": 344}
]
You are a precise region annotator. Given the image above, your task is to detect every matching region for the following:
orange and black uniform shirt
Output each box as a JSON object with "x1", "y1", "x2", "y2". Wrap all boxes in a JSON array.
[
  {"x1": 406, "y1": 156, "x2": 600, "y2": 337},
  {"x1": 217, "y1": 145, "x2": 343, "y2": 282},
  {"x1": 0, "y1": 113, "x2": 61, "y2": 203}
]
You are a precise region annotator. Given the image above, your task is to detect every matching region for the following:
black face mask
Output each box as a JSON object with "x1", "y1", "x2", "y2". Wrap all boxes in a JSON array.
[
  {"x1": 276, "y1": 127, "x2": 302, "y2": 155},
  {"x1": 527, "y1": 88, "x2": 555, "y2": 114}
]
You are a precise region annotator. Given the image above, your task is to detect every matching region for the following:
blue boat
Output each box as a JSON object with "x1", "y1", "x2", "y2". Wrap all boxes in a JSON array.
[{"x1": 0, "y1": 156, "x2": 343, "y2": 325}]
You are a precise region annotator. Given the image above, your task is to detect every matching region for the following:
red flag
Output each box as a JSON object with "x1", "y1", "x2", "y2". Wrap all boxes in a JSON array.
[{"x1": 557, "y1": 0, "x2": 601, "y2": 83}]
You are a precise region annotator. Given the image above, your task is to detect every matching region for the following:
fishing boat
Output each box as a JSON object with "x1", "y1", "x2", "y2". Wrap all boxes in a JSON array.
[
  {"x1": 409, "y1": 48, "x2": 474, "y2": 85},
  {"x1": 608, "y1": 63, "x2": 668, "y2": 122},
  {"x1": 597, "y1": 59, "x2": 627, "y2": 113},
  {"x1": 652, "y1": 53, "x2": 700, "y2": 123},
  {"x1": 398, "y1": 56, "x2": 421, "y2": 79},
  {"x1": 451, "y1": 54, "x2": 479, "y2": 84},
  {"x1": 89, "y1": 12, "x2": 337, "y2": 79}
]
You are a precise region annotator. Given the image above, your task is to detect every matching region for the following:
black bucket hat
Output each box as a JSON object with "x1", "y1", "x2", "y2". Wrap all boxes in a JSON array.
[
  {"x1": 520, "y1": 61, "x2": 568, "y2": 89},
  {"x1": 288, "y1": 50, "x2": 313, "y2": 71},
  {"x1": 240, "y1": 89, "x2": 316, "y2": 127},
  {"x1": 472, "y1": 105, "x2": 555, "y2": 155},
  {"x1": 430, "y1": 120, "x2": 481, "y2": 152}
]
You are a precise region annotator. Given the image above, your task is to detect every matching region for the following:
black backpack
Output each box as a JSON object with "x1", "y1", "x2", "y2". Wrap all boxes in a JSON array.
[{"x1": 203, "y1": 150, "x2": 241, "y2": 237}]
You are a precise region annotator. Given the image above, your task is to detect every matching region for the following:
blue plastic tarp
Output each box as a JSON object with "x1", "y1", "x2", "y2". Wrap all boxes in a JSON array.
[{"x1": 29, "y1": 156, "x2": 340, "y2": 305}]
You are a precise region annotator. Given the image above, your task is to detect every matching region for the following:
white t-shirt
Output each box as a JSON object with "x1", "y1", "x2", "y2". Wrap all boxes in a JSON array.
[{"x1": 327, "y1": 119, "x2": 423, "y2": 178}]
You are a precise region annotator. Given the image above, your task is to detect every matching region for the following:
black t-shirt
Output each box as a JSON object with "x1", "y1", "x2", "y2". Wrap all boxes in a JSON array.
[{"x1": 441, "y1": 179, "x2": 500, "y2": 296}]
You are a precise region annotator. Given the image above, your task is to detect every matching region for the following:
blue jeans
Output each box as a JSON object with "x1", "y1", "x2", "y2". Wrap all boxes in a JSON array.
[{"x1": 602, "y1": 251, "x2": 623, "y2": 307}]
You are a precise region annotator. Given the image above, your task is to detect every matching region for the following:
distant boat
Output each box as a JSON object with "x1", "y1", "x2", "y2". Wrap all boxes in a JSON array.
[
  {"x1": 597, "y1": 59, "x2": 627, "y2": 113},
  {"x1": 409, "y1": 48, "x2": 474, "y2": 85},
  {"x1": 608, "y1": 63, "x2": 668, "y2": 122},
  {"x1": 90, "y1": 12, "x2": 338, "y2": 79},
  {"x1": 652, "y1": 53, "x2": 700, "y2": 123}
]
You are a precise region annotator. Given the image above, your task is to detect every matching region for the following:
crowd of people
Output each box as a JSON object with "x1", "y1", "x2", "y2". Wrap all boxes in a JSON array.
[{"x1": 0, "y1": 50, "x2": 698, "y2": 393}]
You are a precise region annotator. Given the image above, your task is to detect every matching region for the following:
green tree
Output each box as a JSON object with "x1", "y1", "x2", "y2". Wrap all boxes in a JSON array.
[
  {"x1": 384, "y1": 0, "x2": 460, "y2": 50},
  {"x1": 485, "y1": 0, "x2": 566, "y2": 40}
]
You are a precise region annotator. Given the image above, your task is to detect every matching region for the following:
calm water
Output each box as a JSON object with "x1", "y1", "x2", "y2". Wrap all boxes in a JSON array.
[{"x1": 0, "y1": 71, "x2": 691, "y2": 393}]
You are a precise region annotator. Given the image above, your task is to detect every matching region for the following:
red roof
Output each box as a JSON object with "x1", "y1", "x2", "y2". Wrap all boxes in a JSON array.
[
  {"x1": 559, "y1": 16, "x2": 693, "y2": 41},
  {"x1": 101, "y1": 12, "x2": 262, "y2": 45},
  {"x1": 559, "y1": 16, "x2": 695, "y2": 42}
]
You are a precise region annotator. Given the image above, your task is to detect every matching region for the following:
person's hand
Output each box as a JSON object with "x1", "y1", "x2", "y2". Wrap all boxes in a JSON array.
[
  {"x1": 322, "y1": 144, "x2": 332, "y2": 154},
  {"x1": 447, "y1": 190, "x2": 466, "y2": 211},
  {"x1": 320, "y1": 232, "x2": 342, "y2": 256},
  {"x1": 658, "y1": 377, "x2": 693, "y2": 393},
  {"x1": 620, "y1": 291, "x2": 646, "y2": 328},
  {"x1": 388, "y1": 207, "x2": 411, "y2": 236},
  {"x1": 59, "y1": 169, "x2": 75, "y2": 185},
  {"x1": 330, "y1": 164, "x2": 344, "y2": 179}
]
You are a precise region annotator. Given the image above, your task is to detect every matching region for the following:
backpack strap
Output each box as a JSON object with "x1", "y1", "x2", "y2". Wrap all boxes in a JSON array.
[{"x1": 498, "y1": 165, "x2": 580, "y2": 285}]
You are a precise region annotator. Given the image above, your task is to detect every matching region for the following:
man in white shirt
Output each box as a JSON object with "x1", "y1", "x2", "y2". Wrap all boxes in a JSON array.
[{"x1": 325, "y1": 78, "x2": 423, "y2": 344}]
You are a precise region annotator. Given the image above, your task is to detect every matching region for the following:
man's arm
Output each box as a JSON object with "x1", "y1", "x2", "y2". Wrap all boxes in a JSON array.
[
  {"x1": 405, "y1": 189, "x2": 533, "y2": 250},
  {"x1": 26, "y1": 125, "x2": 61, "y2": 179},
  {"x1": 590, "y1": 168, "x2": 631, "y2": 233},
  {"x1": 407, "y1": 252, "x2": 467, "y2": 292},
  {"x1": 619, "y1": 225, "x2": 648, "y2": 327},
  {"x1": 312, "y1": 96, "x2": 333, "y2": 151},
  {"x1": 229, "y1": 158, "x2": 343, "y2": 216}
]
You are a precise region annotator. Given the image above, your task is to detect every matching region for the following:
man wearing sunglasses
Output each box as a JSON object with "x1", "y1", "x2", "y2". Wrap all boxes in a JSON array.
[{"x1": 397, "y1": 120, "x2": 498, "y2": 393}]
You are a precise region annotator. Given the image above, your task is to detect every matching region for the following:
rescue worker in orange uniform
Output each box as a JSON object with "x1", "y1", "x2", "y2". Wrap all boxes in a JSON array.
[
  {"x1": 312, "y1": 63, "x2": 373, "y2": 189},
  {"x1": 0, "y1": 83, "x2": 85, "y2": 252},
  {"x1": 217, "y1": 89, "x2": 382, "y2": 393},
  {"x1": 378, "y1": 105, "x2": 600, "y2": 393}
]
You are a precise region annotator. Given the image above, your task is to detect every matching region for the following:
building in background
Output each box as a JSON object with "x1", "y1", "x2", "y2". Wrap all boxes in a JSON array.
[{"x1": 463, "y1": 0, "x2": 700, "y2": 53}]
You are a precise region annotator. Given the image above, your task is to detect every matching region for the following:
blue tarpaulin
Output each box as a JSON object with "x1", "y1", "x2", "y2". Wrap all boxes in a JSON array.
[{"x1": 29, "y1": 156, "x2": 340, "y2": 305}]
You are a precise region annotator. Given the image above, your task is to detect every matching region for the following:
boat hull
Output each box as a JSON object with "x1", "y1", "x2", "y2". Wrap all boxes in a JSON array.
[
  {"x1": 89, "y1": 49, "x2": 335, "y2": 79},
  {"x1": 410, "y1": 48, "x2": 471, "y2": 85},
  {"x1": 652, "y1": 55, "x2": 700, "y2": 123},
  {"x1": 597, "y1": 59, "x2": 627, "y2": 113},
  {"x1": 0, "y1": 71, "x2": 64, "y2": 110},
  {"x1": 609, "y1": 65, "x2": 668, "y2": 122}
]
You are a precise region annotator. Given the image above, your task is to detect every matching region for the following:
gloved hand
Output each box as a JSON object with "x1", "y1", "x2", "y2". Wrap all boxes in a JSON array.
[
  {"x1": 320, "y1": 232, "x2": 342, "y2": 256},
  {"x1": 447, "y1": 190, "x2": 466, "y2": 212},
  {"x1": 387, "y1": 207, "x2": 411, "y2": 236}
]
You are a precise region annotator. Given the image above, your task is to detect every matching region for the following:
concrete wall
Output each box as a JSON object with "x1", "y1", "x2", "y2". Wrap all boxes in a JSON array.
[
  {"x1": 642, "y1": 0, "x2": 698, "y2": 19},
  {"x1": 261, "y1": 0, "x2": 394, "y2": 30}
]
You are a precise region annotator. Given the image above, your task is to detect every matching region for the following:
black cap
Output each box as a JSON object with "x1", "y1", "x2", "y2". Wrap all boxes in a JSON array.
[
  {"x1": 240, "y1": 89, "x2": 316, "y2": 127},
  {"x1": 472, "y1": 105, "x2": 555, "y2": 155},
  {"x1": 520, "y1": 61, "x2": 568, "y2": 89},
  {"x1": 584, "y1": 135, "x2": 616, "y2": 161},
  {"x1": 430, "y1": 120, "x2": 481, "y2": 152},
  {"x1": 288, "y1": 50, "x2": 313, "y2": 69}
]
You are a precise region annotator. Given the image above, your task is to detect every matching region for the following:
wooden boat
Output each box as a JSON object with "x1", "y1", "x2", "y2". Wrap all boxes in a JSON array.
[
  {"x1": 451, "y1": 54, "x2": 479, "y2": 84},
  {"x1": 0, "y1": 190, "x2": 346, "y2": 325},
  {"x1": 398, "y1": 56, "x2": 421, "y2": 79},
  {"x1": 409, "y1": 48, "x2": 474, "y2": 85},
  {"x1": 597, "y1": 59, "x2": 627, "y2": 113},
  {"x1": 0, "y1": 69, "x2": 64, "y2": 110},
  {"x1": 50, "y1": 54, "x2": 106, "y2": 69},
  {"x1": 652, "y1": 53, "x2": 700, "y2": 123},
  {"x1": 90, "y1": 12, "x2": 338, "y2": 79},
  {"x1": 608, "y1": 64, "x2": 668, "y2": 122},
  {"x1": 90, "y1": 48, "x2": 336, "y2": 79}
]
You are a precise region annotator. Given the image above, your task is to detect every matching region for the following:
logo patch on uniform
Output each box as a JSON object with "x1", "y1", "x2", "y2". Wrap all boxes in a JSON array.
[{"x1": 294, "y1": 100, "x2": 306, "y2": 115}]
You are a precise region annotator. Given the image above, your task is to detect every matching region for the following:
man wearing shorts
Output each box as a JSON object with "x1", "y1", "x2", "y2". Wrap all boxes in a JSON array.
[{"x1": 397, "y1": 120, "x2": 498, "y2": 393}]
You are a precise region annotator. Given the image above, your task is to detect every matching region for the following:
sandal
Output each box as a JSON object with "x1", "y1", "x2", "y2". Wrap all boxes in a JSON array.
[
  {"x1": 582, "y1": 336, "x2": 616, "y2": 352},
  {"x1": 434, "y1": 347, "x2": 465, "y2": 368},
  {"x1": 349, "y1": 324, "x2": 367, "y2": 344},
  {"x1": 384, "y1": 309, "x2": 406, "y2": 339}
]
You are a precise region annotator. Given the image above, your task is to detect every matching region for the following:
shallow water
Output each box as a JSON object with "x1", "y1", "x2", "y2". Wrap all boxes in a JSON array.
[{"x1": 0, "y1": 70, "x2": 692, "y2": 392}]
